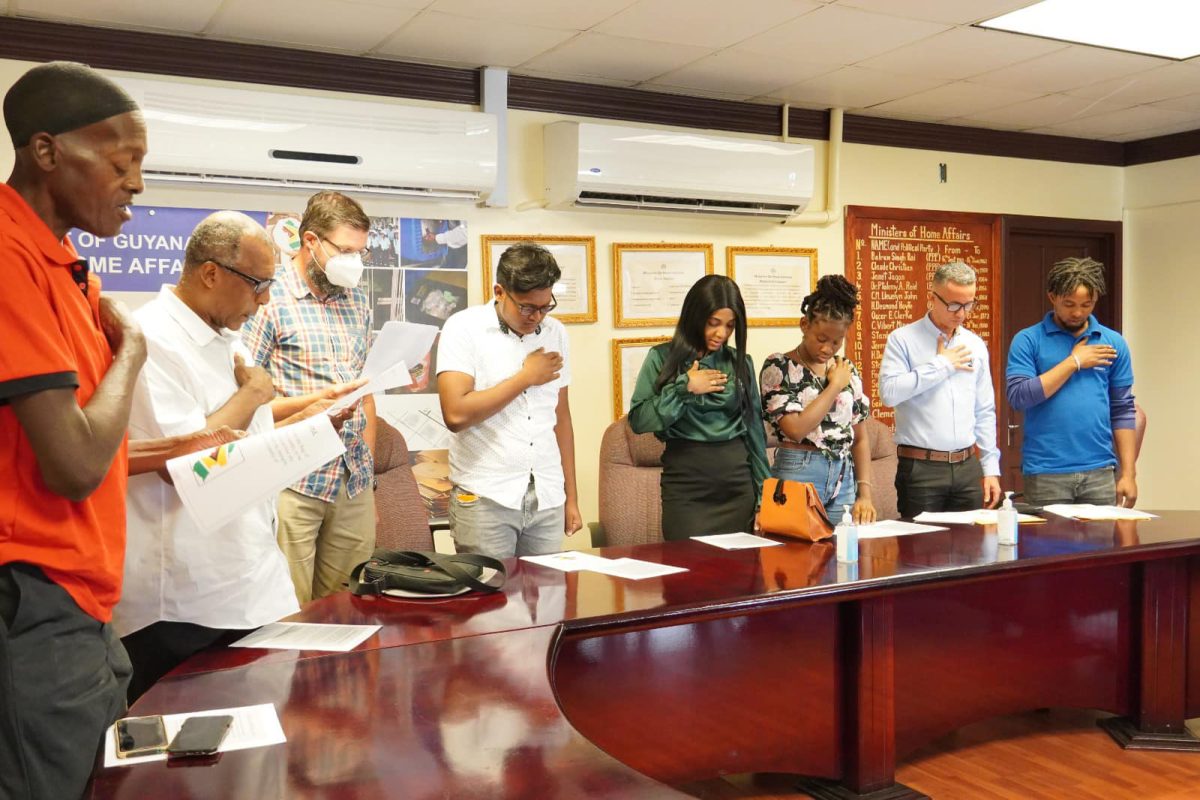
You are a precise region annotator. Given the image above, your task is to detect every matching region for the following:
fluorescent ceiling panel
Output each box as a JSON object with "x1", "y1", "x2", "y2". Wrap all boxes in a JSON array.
[{"x1": 979, "y1": 0, "x2": 1200, "y2": 60}]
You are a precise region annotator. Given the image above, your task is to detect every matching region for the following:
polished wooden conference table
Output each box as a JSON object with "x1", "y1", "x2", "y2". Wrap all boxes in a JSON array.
[{"x1": 89, "y1": 511, "x2": 1200, "y2": 799}]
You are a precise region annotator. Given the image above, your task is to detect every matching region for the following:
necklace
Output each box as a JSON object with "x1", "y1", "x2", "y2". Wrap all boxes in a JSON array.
[{"x1": 790, "y1": 347, "x2": 825, "y2": 376}]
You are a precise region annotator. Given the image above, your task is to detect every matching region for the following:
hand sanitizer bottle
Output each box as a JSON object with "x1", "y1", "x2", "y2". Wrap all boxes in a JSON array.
[
  {"x1": 997, "y1": 491, "x2": 1019, "y2": 546},
  {"x1": 836, "y1": 505, "x2": 858, "y2": 563}
]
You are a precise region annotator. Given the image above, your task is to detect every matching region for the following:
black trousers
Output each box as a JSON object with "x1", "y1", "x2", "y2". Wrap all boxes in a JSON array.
[
  {"x1": 895, "y1": 453, "x2": 984, "y2": 518},
  {"x1": 0, "y1": 563, "x2": 130, "y2": 800},
  {"x1": 121, "y1": 621, "x2": 240, "y2": 705},
  {"x1": 660, "y1": 437, "x2": 756, "y2": 541}
]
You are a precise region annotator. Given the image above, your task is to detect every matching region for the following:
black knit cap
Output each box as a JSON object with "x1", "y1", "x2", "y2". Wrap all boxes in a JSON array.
[{"x1": 4, "y1": 61, "x2": 140, "y2": 147}]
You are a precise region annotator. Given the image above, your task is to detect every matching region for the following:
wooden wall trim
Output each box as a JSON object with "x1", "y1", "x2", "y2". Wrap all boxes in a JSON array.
[
  {"x1": 0, "y1": 16, "x2": 480, "y2": 105},
  {"x1": 843, "y1": 114, "x2": 1126, "y2": 166},
  {"x1": 1124, "y1": 128, "x2": 1200, "y2": 166},
  {"x1": 2, "y1": 16, "x2": 1198, "y2": 167}
]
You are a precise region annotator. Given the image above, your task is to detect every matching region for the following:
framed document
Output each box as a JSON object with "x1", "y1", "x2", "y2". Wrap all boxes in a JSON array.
[
  {"x1": 480, "y1": 235, "x2": 597, "y2": 324},
  {"x1": 613, "y1": 243, "x2": 713, "y2": 327},
  {"x1": 612, "y1": 336, "x2": 670, "y2": 420},
  {"x1": 726, "y1": 246, "x2": 818, "y2": 327}
]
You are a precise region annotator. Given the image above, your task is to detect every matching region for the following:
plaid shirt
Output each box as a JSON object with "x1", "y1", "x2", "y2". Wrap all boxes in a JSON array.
[{"x1": 243, "y1": 260, "x2": 373, "y2": 502}]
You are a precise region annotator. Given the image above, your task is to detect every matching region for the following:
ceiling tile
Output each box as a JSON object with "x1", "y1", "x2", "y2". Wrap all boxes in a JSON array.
[
  {"x1": 372, "y1": 11, "x2": 576, "y2": 67},
  {"x1": 519, "y1": 32, "x2": 712, "y2": 82},
  {"x1": 733, "y1": 5, "x2": 948, "y2": 66},
  {"x1": 952, "y1": 92, "x2": 1133, "y2": 129},
  {"x1": 1066, "y1": 62, "x2": 1200, "y2": 105},
  {"x1": 1032, "y1": 105, "x2": 1199, "y2": 140},
  {"x1": 857, "y1": 25, "x2": 1068, "y2": 80},
  {"x1": 833, "y1": 0, "x2": 1034, "y2": 25},
  {"x1": 13, "y1": 0, "x2": 224, "y2": 33},
  {"x1": 969, "y1": 45, "x2": 1164, "y2": 94},
  {"x1": 1150, "y1": 93, "x2": 1200, "y2": 113},
  {"x1": 426, "y1": 0, "x2": 639, "y2": 30},
  {"x1": 770, "y1": 66, "x2": 943, "y2": 109},
  {"x1": 644, "y1": 50, "x2": 836, "y2": 97},
  {"x1": 594, "y1": 0, "x2": 819, "y2": 49},
  {"x1": 1108, "y1": 118, "x2": 1200, "y2": 142},
  {"x1": 866, "y1": 81, "x2": 1042, "y2": 119},
  {"x1": 208, "y1": 0, "x2": 418, "y2": 53}
]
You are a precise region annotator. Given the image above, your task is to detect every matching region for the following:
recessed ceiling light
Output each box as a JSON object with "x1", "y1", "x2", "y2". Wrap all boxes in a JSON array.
[{"x1": 978, "y1": 0, "x2": 1200, "y2": 60}]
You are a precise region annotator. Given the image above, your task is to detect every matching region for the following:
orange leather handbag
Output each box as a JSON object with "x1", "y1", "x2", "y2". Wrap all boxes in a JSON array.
[{"x1": 758, "y1": 478, "x2": 834, "y2": 542}]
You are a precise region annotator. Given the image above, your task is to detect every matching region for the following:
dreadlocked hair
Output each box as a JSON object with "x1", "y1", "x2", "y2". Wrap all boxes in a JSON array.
[
  {"x1": 1047, "y1": 256, "x2": 1106, "y2": 298},
  {"x1": 801, "y1": 275, "x2": 859, "y2": 323}
]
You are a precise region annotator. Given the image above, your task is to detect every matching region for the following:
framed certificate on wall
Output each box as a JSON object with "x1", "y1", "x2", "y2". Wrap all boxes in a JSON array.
[
  {"x1": 480, "y1": 235, "x2": 597, "y2": 324},
  {"x1": 726, "y1": 246, "x2": 818, "y2": 326},
  {"x1": 612, "y1": 336, "x2": 670, "y2": 420},
  {"x1": 613, "y1": 243, "x2": 713, "y2": 327}
]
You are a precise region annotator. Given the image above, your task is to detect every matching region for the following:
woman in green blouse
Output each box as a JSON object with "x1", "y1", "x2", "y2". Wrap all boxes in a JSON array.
[{"x1": 628, "y1": 275, "x2": 770, "y2": 540}]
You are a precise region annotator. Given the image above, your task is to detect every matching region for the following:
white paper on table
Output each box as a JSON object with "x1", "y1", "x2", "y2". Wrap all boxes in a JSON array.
[
  {"x1": 103, "y1": 703, "x2": 286, "y2": 768},
  {"x1": 1043, "y1": 504, "x2": 1158, "y2": 521},
  {"x1": 230, "y1": 622, "x2": 381, "y2": 652},
  {"x1": 327, "y1": 360, "x2": 411, "y2": 415},
  {"x1": 166, "y1": 415, "x2": 346, "y2": 530},
  {"x1": 520, "y1": 551, "x2": 616, "y2": 572},
  {"x1": 585, "y1": 558, "x2": 689, "y2": 580},
  {"x1": 362, "y1": 321, "x2": 440, "y2": 381},
  {"x1": 691, "y1": 532, "x2": 784, "y2": 550},
  {"x1": 856, "y1": 520, "x2": 948, "y2": 539},
  {"x1": 915, "y1": 510, "x2": 1044, "y2": 525}
]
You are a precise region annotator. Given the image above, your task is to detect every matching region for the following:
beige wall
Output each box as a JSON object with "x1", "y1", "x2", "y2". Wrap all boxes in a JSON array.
[
  {"x1": 17, "y1": 57, "x2": 1191, "y2": 526},
  {"x1": 1123, "y1": 154, "x2": 1200, "y2": 509}
]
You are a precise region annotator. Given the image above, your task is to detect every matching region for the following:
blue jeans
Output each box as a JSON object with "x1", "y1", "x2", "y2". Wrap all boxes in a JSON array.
[
  {"x1": 772, "y1": 449, "x2": 857, "y2": 525},
  {"x1": 449, "y1": 478, "x2": 565, "y2": 559},
  {"x1": 1023, "y1": 466, "x2": 1116, "y2": 506}
]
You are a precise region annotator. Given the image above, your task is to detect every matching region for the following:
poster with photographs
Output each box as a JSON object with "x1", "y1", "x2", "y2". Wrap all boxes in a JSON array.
[{"x1": 364, "y1": 217, "x2": 469, "y2": 526}]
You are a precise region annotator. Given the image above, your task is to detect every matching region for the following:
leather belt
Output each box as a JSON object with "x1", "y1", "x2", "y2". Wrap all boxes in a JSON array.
[
  {"x1": 777, "y1": 440, "x2": 820, "y2": 452},
  {"x1": 897, "y1": 445, "x2": 974, "y2": 464}
]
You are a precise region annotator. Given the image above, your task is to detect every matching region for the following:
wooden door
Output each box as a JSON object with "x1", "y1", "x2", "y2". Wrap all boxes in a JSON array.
[{"x1": 998, "y1": 216, "x2": 1122, "y2": 493}]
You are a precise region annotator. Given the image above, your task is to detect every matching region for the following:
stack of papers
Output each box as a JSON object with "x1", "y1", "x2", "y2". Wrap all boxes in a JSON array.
[
  {"x1": 231, "y1": 622, "x2": 381, "y2": 652},
  {"x1": 915, "y1": 510, "x2": 1044, "y2": 525},
  {"x1": 691, "y1": 533, "x2": 783, "y2": 550},
  {"x1": 855, "y1": 520, "x2": 948, "y2": 539},
  {"x1": 1043, "y1": 504, "x2": 1158, "y2": 521},
  {"x1": 521, "y1": 551, "x2": 688, "y2": 580},
  {"x1": 103, "y1": 704, "x2": 286, "y2": 768}
]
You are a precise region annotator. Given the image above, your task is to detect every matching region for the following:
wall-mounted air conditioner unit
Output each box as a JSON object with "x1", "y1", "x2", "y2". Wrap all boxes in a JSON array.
[
  {"x1": 544, "y1": 121, "x2": 814, "y2": 219},
  {"x1": 113, "y1": 75, "x2": 498, "y2": 201}
]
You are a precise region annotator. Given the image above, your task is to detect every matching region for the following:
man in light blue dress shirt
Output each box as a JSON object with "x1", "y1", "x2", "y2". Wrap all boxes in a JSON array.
[{"x1": 879, "y1": 261, "x2": 1002, "y2": 517}]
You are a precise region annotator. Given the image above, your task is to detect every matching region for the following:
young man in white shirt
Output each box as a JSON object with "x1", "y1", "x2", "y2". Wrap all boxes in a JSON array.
[
  {"x1": 437, "y1": 243, "x2": 581, "y2": 558},
  {"x1": 117, "y1": 211, "x2": 349, "y2": 701}
]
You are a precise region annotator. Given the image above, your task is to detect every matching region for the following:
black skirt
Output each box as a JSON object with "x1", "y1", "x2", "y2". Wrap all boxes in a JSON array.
[{"x1": 659, "y1": 437, "x2": 756, "y2": 541}]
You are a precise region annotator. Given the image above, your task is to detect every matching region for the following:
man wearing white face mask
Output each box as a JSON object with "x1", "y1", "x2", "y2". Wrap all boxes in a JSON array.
[{"x1": 243, "y1": 191, "x2": 377, "y2": 603}]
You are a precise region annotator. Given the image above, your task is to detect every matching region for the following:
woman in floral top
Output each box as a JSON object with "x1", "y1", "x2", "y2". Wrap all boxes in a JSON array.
[{"x1": 760, "y1": 275, "x2": 876, "y2": 525}]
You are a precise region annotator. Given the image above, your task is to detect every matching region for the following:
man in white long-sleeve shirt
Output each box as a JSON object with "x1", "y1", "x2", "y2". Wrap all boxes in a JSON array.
[{"x1": 879, "y1": 261, "x2": 1001, "y2": 517}]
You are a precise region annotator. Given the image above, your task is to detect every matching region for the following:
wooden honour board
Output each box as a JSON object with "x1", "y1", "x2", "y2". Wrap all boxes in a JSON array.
[{"x1": 845, "y1": 206, "x2": 1002, "y2": 427}]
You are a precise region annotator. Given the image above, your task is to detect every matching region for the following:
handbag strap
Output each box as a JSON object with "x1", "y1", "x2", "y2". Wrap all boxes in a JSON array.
[
  {"x1": 772, "y1": 478, "x2": 789, "y2": 505},
  {"x1": 349, "y1": 550, "x2": 507, "y2": 596}
]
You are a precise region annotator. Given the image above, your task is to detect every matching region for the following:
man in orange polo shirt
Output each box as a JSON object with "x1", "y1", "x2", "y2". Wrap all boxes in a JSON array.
[{"x1": 0, "y1": 62, "x2": 151, "y2": 800}]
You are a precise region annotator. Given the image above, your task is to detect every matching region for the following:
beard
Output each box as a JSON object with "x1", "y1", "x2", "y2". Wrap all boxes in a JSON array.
[{"x1": 306, "y1": 256, "x2": 343, "y2": 298}]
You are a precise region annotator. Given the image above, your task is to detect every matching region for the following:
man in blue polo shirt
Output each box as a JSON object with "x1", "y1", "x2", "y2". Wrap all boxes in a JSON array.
[{"x1": 1006, "y1": 257, "x2": 1137, "y2": 507}]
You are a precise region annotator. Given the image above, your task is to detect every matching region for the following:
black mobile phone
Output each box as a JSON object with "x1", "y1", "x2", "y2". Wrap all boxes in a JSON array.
[
  {"x1": 114, "y1": 715, "x2": 169, "y2": 759},
  {"x1": 166, "y1": 715, "x2": 234, "y2": 757}
]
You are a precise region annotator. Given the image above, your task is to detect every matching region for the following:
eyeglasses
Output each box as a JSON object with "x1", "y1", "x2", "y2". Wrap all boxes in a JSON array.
[
  {"x1": 507, "y1": 293, "x2": 558, "y2": 318},
  {"x1": 211, "y1": 260, "x2": 275, "y2": 295},
  {"x1": 932, "y1": 290, "x2": 976, "y2": 314},
  {"x1": 320, "y1": 237, "x2": 370, "y2": 259}
]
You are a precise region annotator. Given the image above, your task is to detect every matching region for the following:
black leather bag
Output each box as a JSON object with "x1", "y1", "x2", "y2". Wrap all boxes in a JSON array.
[{"x1": 349, "y1": 549, "x2": 506, "y2": 596}]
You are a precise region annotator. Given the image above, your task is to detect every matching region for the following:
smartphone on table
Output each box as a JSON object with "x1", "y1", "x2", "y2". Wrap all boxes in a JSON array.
[
  {"x1": 114, "y1": 715, "x2": 169, "y2": 759},
  {"x1": 166, "y1": 714, "x2": 234, "y2": 758}
]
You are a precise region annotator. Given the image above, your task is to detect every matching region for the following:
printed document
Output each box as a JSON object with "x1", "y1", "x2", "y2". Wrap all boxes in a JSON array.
[
  {"x1": 692, "y1": 532, "x2": 784, "y2": 550},
  {"x1": 855, "y1": 520, "x2": 948, "y2": 539},
  {"x1": 231, "y1": 622, "x2": 381, "y2": 652},
  {"x1": 1043, "y1": 504, "x2": 1158, "y2": 521},
  {"x1": 915, "y1": 510, "x2": 1044, "y2": 525},
  {"x1": 166, "y1": 415, "x2": 345, "y2": 530}
]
